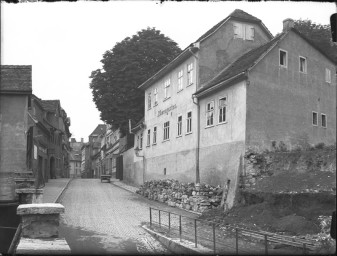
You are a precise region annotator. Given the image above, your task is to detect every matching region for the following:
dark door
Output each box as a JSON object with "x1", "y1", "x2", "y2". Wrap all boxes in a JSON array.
[{"x1": 116, "y1": 155, "x2": 123, "y2": 180}]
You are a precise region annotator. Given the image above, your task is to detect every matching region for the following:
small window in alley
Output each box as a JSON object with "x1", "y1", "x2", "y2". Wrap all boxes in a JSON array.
[
  {"x1": 147, "y1": 129, "x2": 151, "y2": 146},
  {"x1": 206, "y1": 101, "x2": 214, "y2": 127},
  {"x1": 299, "y1": 56, "x2": 307, "y2": 73},
  {"x1": 163, "y1": 121, "x2": 170, "y2": 141},
  {"x1": 148, "y1": 92, "x2": 151, "y2": 110},
  {"x1": 279, "y1": 49, "x2": 287, "y2": 68},
  {"x1": 178, "y1": 70, "x2": 183, "y2": 92},
  {"x1": 321, "y1": 114, "x2": 327, "y2": 128},
  {"x1": 186, "y1": 111, "x2": 192, "y2": 134},
  {"x1": 153, "y1": 126, "x2": 157, "y2": 145},
  {"x1": 187, "y1": 63, "x2": 193, "y2": 86},
  {"x1": 312, "y1": 112, "x2": 318, "y2": 126},
  {"x1": 219, "y1": 96, "x2": 227, "y2": 123},
  {"x1": 154, "y1": 88, "x2": 158, "y2": 106},
  {"x1": 177, "y1": 115, "x2": 182, "y2": 137}
]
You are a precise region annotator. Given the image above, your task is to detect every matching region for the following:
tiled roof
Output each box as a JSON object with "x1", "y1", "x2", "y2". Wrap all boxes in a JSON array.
[
  {"x1": 195, "y1": 9, "x2": 269, "y2": 42},
  {"x1": 41, "y1": 100, "x2": 60, "y2": 113},
  {"x1": 195, "y1": 34, "x2": 284, "y2": 95},
  {"x1": 0, "y1": 65, "x2": 32, "y2": 93},
  {"x1": 90, "y1": 124, "x2": 106, "y2": 137}
]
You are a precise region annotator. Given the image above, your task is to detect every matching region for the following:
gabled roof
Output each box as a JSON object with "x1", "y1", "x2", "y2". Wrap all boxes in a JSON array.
[
  {"x1": 195, "y1": 9, "x2": 273, "y2": 42},
  {"x1": 0, "y1": 65, "x2": 32, "y2": 94},
  {"x1": 194, "y1": 27, "x2": 336, "y2": 98},
  {"x1": 195, "y1": 34, "x2": 284, "y2": 96},
  {"x1": 90, "y1": 124, "x2": 106, "y2": 137},
  {"x1": 41, "y1": 100, "x2": 60, "y2": 113}
]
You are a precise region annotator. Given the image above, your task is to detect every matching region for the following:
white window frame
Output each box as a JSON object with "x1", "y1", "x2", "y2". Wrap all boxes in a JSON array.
[
  {"x1": 153, "y1": 126, "x2": 157, "y2": 145},
  {"x1": 312, "y1": 111, "x2": 318, "y2": 126},
  {"x1": 177, "y1": 114, "x2": 182, "y2": 137},
  {"x1": 146, "y1": 129, "x2": 151, "y2": 146},
  {"x1": 321, "y1": 113, "x2": 327, "y2": 128},
  {"x1": 178, "y1": 70, "x2": 183, "y2": 92},
  {"x1": 186, "y1": 111, "x2": 192, "y2": 134},
  {"x1": 234, "y1": 22, "x2": 254, "y2": 40},
  {"x1": 279, "y1": 49, "x2": 288, "y2": 68},
  {"x1": 147, "y1": 92, "x2": 151, "y2": 110},
  {"x1": 163, "y1": 121, "x2": 170, "y2": 141},
  {"x1": 206, "y1": 101, "x2": 215, "y2": 127},
  {"x1": 325, "y1": 68, "x2": 331, "y2": 83},
  {"x1": 164, "y1": 79, "x2": 171, "y2": 99},
  {"x1": 187, "y1": 63, "x2": 193, "y2": 86},
  {"x1": 218, "y1": 96, "x2": 227, "y2": 124},
  {"x1": 299, "y1": 56, "x2": 307, "y2": 73},
  {"x1": 154, "y1": 88, "x2": 158, "y2": 106}
]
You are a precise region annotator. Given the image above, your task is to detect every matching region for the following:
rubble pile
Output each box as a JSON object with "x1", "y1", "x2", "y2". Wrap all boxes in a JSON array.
[{"x1": 136, "y1": 179, "x2": 223, "y2": 213}]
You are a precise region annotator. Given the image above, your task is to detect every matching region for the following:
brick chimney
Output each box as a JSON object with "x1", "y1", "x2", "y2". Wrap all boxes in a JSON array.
[{"x1": 283, "y1": 18, "x2": 294, "y2": 32}]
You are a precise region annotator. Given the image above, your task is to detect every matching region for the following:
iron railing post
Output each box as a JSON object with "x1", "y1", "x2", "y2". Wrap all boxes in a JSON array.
[
  {"x1": 303, "y1": 243, "x2": 306, "y2": 255},
  {"x1": 213, "y1": 223, "x2": 216, "y2": 253},
  {"x1": 264, "y1": 234, "x2": 268, "y2": 255},
  {"x1": 194, "y1": 219, "x2": 197, "y2": 248},
  {"x1": 159, "y1": 210, "x2": 161, "y2": 227},
  {"x1": 236, "y1": 228, "x2": 239, "y2": 255},
  {"x1": 150, "y1": 207, "x2": 152, "y2": 227},
  {"x1": 168, "y1": 212, "x2": 171, "y2": 231},
  {"x1": 179, "y1": 215, "x2": 182, "y2": 241}
]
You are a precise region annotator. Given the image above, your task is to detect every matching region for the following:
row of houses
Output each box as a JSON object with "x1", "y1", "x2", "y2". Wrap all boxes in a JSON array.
[
  {"x1": 0, "y1": 65, "x2": 72, "y2": 202},
  {"x1": 87, "y1": 10, "x2": 335, "y2": 210}
]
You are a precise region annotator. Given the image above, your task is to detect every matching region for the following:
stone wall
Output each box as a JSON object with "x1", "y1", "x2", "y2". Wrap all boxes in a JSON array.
[{"x1": 136, "y1": 179, "x2": 223, "y2": 213}]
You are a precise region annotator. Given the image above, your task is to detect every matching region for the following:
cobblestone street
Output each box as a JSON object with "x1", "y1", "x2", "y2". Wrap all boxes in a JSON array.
[{"x1": 58, "y1": 179, "x2": 196, "y2": 255}]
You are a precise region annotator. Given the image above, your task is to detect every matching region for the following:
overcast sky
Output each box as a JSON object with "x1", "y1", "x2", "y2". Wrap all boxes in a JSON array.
[{"x1": 1, "y1": 1, "x2": 334, "y2": 141}]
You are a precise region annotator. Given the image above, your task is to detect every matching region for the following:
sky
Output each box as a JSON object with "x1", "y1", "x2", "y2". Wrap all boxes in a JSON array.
[{"x1": 1, "y1": 1, "x2": 334, "y2": 142}]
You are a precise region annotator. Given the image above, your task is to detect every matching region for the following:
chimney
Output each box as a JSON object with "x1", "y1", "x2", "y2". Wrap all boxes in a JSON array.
[
  {"x1": 81, "y1": 138, "x2": 84, "y2": 143},
  {"x1": 283, "y1": 18, "x2": 294, "y2": 32}
]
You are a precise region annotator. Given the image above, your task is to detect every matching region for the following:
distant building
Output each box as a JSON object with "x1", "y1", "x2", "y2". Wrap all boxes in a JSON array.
[
  {"x1": 69, "y1": 138, "x2": 83, "y2": 178},
  {"x1": 0, "y1": 65, "x2": 32, "y2": 202}
]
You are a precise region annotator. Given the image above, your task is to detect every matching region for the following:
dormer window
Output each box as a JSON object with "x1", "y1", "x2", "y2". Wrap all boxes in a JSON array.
[{"x1": 233, "y1": 22, "x2": 254, "y2": 41}]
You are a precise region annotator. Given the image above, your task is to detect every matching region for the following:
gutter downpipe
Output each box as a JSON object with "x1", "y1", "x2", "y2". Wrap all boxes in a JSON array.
[{"x1": 190, "y1": 46, "x2": 200, "y2": 184}]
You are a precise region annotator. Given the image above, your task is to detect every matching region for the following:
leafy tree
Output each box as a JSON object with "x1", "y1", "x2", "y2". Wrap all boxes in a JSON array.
[
  {"x1": 90, "y1": 27, "x2": 182, "y2": 135},
  {"x1": 293, "y1": 19, "x2": 337, "y2": 63}
]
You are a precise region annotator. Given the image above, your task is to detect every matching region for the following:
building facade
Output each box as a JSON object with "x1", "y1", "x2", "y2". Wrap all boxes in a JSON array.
[
  {"x1": 69, "y1": 138, "x2": 83, "y2": 178},
  {"x1": 136, "y1": 11, "x2": 336, "y2": 208}
]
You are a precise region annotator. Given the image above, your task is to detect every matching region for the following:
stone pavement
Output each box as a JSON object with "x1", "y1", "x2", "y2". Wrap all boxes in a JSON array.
[
  {"x1": 42, "y1": 178, "x2": 71, "y2": 203},
  {"x1": 110, "y1": 178, "x2": 139, "y2": 193}
]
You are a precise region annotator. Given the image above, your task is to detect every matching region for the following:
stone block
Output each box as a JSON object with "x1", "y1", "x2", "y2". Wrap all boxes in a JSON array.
[
  {"x1": 21, "y1": 214, "x2": 59, "y2": 239},
  {"x1": 16, "y1": 189, "x2": 43, "y2": 204},
  {"x1": 16, "y1": 238, "x2": 71, "y2": 255},
  {"x1": 17, "y1": 203, "x2": 64, "y2": 216}
]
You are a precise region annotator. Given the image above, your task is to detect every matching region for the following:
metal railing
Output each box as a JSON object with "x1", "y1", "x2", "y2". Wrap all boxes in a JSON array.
[{"x1": 149, "y1": 207, "x2": 317, "y2": 255}]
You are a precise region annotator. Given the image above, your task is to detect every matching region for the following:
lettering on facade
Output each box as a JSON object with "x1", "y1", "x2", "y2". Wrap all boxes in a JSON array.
[{"x1": 157, "y1": 104, "x2": 177, "y2": 117}]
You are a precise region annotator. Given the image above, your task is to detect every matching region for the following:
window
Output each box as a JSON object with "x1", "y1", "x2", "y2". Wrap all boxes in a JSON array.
[
  {"x1": 312, "y1": 112, "x2": 318, "y2": 126},
  {"x1": 154, "y1": 88, "x2": 158, "y2": 106},
  {"x1": 153, "y1": 126, "x2": 157, "y2": 144},
  {"x1": 147, "y1": 129, "x2": 151, "y2": 146},
  {"x1": 178, "y1": 70, "x2": 183, "y2": 92},
  {"x1": 163, "y1": 121, "x2": 170, "y2": 141},
  {"x1": 177, "y1": 115, "x2": 182, "y2": 136},
  {"x1": 164, "y1": 79, "x2": 170, "y2": 99},
  {"x1": 279, "y1": 50, "x2": 287, "y2": 68},
  {"x1": 325, "y1": 68, "x2": 331, "y2": 83},
  {"x1": 234, "y1": 22, "x2": 254, "y2": 40},
  {"x1": 186, "y1": 111, "x2": 192, "y2": 133},
  {"x1": 187, "y1": 63, "x2": 193, "y2": 86},
  {"x1": 321, "y1": 114, "x2": 327, "y2": 128},
  {"x1": 139, "y1": 132, "x2": 143, "y2": 149},
  {"x1": 219, "y1": 96, "x2": 227, "y2": 123},
  {"x1": 147, "y1": 92, "x2": 151, "y2": 109},
  {"x1": 206, "y1": 101, "x2": 214, "y2": 127},
  {"x1": 299, "y1": 56, "x2": 307, "y2": 73}
]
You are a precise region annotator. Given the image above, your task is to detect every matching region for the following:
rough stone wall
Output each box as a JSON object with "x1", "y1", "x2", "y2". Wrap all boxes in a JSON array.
[
  {"x1": 136, "y1": 179, "x2": 223, "y2": 213},
  {"x1": 122, "y1": 147, "x2": 144, "y2": 186}
]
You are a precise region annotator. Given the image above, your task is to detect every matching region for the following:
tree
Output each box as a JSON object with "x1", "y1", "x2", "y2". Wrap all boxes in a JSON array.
[
  {"x1": 90, "y1": 27, "x2": 182, "y2": 135},
  {"x1": 293, "y1": 19, "x2": 337, "y2": 63}
]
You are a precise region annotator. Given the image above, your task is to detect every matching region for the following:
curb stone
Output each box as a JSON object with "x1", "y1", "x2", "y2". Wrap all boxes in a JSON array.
[
  {"x1": 54, "y1": 178, "x2": 73, "y2": 203},
  {"x1": 142, "y1": 224, "x2": 213, "y2": 255}
]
